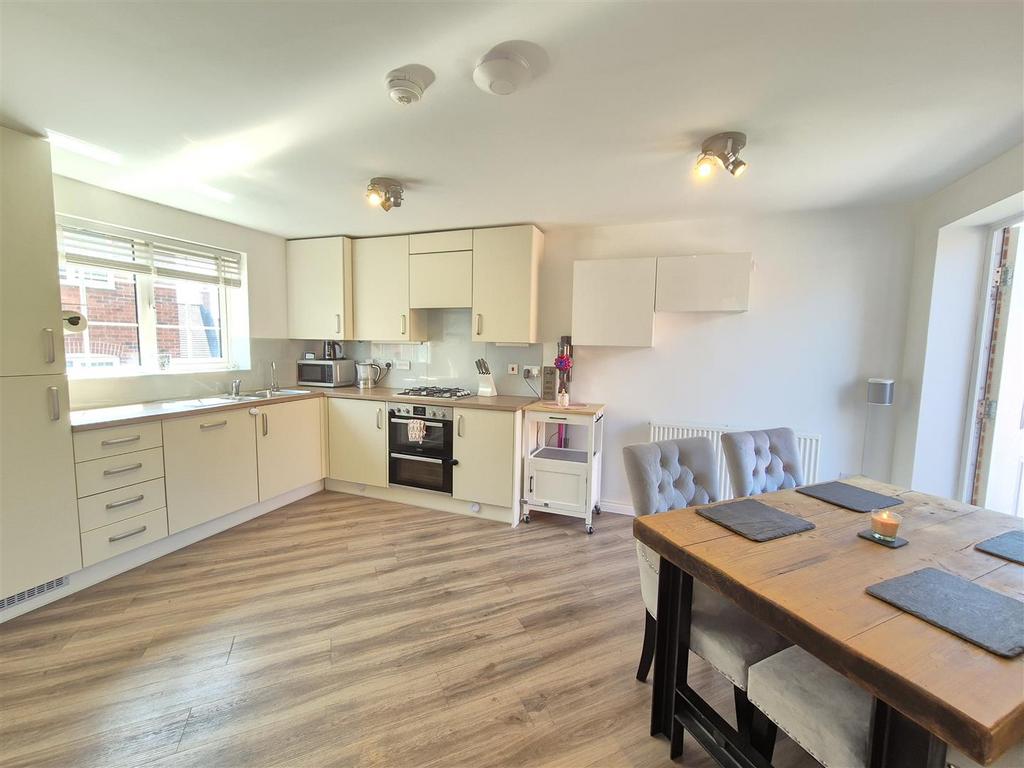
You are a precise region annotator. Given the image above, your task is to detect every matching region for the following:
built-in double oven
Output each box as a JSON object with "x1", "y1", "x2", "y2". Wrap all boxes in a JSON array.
[{"x1": 387, "y1": 402, "x2": 457, "y2": 495}]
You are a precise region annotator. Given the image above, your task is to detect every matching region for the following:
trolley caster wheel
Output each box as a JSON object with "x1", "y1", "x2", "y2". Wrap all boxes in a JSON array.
[
  {"x1": 586, "y1": 525, "x2": 594, "y2": 535},
  {"x1": 523, "y1": 514, "x2": 531, "y2": 524},
  {"x1": 594, "y1": 505, "x2": 601, "y2": 515}
]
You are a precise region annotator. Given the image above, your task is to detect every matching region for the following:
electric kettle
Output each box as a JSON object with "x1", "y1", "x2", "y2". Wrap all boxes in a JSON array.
[{"x1": 355, "y1": 361, "x2": 384, "y2": 389}]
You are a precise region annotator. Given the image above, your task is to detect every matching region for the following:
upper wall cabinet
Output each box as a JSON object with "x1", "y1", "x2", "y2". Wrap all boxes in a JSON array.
[
  {"x1": 572, "y1": 258, "x2": 657, "y2": 347},
  {"x1": 472, "y1": 225, "x2": 542, "y2": 343},
  {"x1": 286, "y1": 237, "x2": 353, "y2": 340},
  {"x1": 409, "y1": 229, "x2": 472, "y2": 254},
  {"x1": 655, "y1": 253, "x2": 752, "y2": 312},
  {"x1": 0, "y1": 127, "x2": 66, "y2": 376},
  {"x1": 352, "y1": 235, "x2": 426, "y2": 342},
  {"x1": 409, "y1": 250, "x2": 473, "y2": 309}
]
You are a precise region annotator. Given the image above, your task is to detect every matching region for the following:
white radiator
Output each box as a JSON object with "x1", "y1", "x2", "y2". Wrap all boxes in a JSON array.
[{"x1": 649, "y1": 422, "x2": 821, "y2": 501}]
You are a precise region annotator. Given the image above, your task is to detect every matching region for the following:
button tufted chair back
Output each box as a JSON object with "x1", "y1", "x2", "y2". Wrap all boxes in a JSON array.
[
  {"x1": 623, "y1": 437, "x2": 719, "y2": 517},
  {"x1": 721, "y1": 428, "x2": 804, "y2": 498}
]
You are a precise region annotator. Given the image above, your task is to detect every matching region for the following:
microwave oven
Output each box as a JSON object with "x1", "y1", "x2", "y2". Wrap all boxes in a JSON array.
[{"x1": 296, "y1": 359, "x2": 355, "y2": 387}]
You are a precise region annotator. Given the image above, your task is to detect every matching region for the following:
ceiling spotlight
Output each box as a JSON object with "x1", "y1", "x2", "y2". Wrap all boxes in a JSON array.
[
  {"x1": 365, "y1": 177, "x2": 403, "y2": 211},
  {"x1": 693, "y1": 132, "x2": 749, "y2": 179}
]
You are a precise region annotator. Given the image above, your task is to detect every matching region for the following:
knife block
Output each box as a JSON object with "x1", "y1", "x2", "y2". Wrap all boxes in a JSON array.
[{"x1": 477, "y1": 373, "x2": 497, "y2": 397}]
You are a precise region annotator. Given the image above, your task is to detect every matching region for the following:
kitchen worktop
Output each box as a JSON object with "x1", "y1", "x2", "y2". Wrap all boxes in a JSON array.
[
  {"x1": 69, "y1": 390, "x2": 319, "y2": 431},
  {"x1": 70, "y1": 387, "x2": 538, "y2": 431},
  {"x1": 322, "y1": 387, "x2": 537, "y2": 412}
]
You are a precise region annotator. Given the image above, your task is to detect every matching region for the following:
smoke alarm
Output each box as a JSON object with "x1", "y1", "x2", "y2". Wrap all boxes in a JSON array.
[
  {"x1": 386, "y1": 68, "x2": 427, "y2": 105},
  {"x1": 473, "y1": 48, "x2": 531, "y2": 96}
]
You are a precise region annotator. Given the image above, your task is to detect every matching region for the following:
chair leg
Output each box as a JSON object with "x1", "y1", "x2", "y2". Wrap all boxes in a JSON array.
[
  {"x1": 636, "y1": 610, "x2": 657, "y2": 681},
  {"x1": 733, "y1": 685, "x2": 754, "y2": 739}
]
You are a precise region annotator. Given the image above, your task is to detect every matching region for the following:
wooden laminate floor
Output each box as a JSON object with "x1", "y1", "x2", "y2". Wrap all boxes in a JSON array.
[{"x1": 0, "y1": 492, "x2": 818, "y2": 768}]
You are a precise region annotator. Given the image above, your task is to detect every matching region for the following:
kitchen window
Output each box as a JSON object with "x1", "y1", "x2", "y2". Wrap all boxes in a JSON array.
[{"x1": 57, "y1": 217, "x2": 245, "y2": 378}]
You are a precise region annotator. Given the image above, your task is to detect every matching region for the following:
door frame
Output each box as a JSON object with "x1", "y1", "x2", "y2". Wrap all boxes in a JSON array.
[{"x1": 959, "y1": 216, "x2": 1023, "y2": 503}]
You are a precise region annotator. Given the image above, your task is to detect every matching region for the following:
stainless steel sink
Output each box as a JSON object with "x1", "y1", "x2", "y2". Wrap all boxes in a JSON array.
[{"x1": 243, "y1": 388, "x2": 311, "y2": 399}]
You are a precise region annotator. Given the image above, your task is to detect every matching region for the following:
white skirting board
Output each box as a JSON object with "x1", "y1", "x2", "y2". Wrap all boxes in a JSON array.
[
  {"x1": 0, "y1": 480, "x2": 324, "y2": 624},
  {"x1": 650, "y1": 421, "x2": 821, "y2": 501},
  {"x1": 324, "y1": 478, "x2": 516, "y2": 526}
]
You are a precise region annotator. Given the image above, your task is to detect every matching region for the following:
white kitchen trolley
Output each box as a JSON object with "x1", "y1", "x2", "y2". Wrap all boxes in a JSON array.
[{"x1": 521, "y1": 402, "x2": 605, "y2": 533}]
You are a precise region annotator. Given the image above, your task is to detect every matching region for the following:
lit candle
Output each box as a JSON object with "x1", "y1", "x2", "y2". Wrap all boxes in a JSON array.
[{"x1": 870, "y1": 509, "x2": 902, "y2": 542}]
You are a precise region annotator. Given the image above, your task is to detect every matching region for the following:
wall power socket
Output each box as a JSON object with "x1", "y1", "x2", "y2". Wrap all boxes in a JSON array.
[{"x1": 523, "y1": 366, "x2": 540, "y2": 379}]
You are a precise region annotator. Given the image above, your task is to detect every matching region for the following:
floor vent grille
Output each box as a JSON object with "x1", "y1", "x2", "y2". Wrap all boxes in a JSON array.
[{"x1": 1, "y1": 576, "x2": 69, "y2": 612}]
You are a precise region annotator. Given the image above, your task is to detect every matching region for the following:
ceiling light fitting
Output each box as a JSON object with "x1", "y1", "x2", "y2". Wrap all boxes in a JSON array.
[
  {"x1": 473, "y1": 46, "x2": 532, "y2": 96},
  {"x1": 365, "y1": 177, "x2": 404, "y2": 211},
  {"x1": 695, "y1": 132, "x2": 748, "y2": 178}
]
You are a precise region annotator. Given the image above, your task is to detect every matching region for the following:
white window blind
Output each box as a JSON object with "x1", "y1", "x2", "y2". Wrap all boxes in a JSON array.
[{"x1": 57, "y1": 217, "x2": 243, "y2": 288}]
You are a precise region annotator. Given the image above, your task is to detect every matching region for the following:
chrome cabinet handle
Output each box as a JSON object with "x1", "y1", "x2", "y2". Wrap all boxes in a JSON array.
[
  {"x1": 262, "y1": 413, "x2": 269, "y2": 437},
  {"x1": 529, "y1": 475, "x2": 535, "y2": 493},
  {"x1": 335, "y1": 313, "x2": 341, "y2": 334},
  {"x1": 101, "y1": 435, "x2": 141, "y2": 447},
  {"x1": 108, "y1": 525, "x2": 147, "y2": 543},
  {"x1": 200, "y1": 420, "x2": 227, "y2": 430},
  {"x1": 47, "y1": 386, "x2": 60, "y2": 421},
  {"x1": 548, "y1": 416, "x2": 567, "y2": 421},
  {"x1": 103, "y1": 462, "x2": 142, "y2": 476},
  {"x1": 401, "y1": 314, "x2": 407, "y2": 335},
  {"x1": 457, "y1": 414, "x2": 465, "y2": 437},
  {"x1": 106, "y1": 494, "x2": 144, "y2": 510},
  {"x1": 390, "y1": 452, "x2": 442, "y2": 464},
  {"x1": 475, "y1": 314, "x2": 482, "y2": 336},
  {"x1": 44, "y1": 328, "x2": 55, "y2": 363},
  {"x1": 376, "y1": 408, "x2": 384, "y2": 430}
]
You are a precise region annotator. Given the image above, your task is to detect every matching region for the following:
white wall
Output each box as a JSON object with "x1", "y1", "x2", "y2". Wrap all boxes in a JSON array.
[
  {"x1": 52, "y1": 176, "x2": 303, "y2": 408},
  {"x1": 538, "y1": 207, "x2": 914, "y2": 510},
  {"x1": 892, "y1": 144, "x2": 1024, "y2": 493}
]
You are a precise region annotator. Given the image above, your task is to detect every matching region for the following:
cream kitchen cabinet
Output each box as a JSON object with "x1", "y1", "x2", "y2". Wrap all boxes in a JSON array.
[
  {"x1": 453, "y1": 408, "x2": 516, "y2": 508},
  {"x1": 471, "y1": 225, "x2": 542, "y2": 343},
  {"x1": 255, "y1": 398, "x2": 323, "y2": 500},
  {"x1": 0, "y1": 374, "x2": 81, "y2": 598},
  {"x1": 286, "y1": 236, "x2": 353, "y2": 340},
  {"x1": 571, "y1": 257, "x2": 657, "y2": 347},
  {"x1": 327, "y1": 398, "x2": 387, "y2": 487},
  {"x1": 409, "y1": 250, "x2": 473, "y2": 308},
  {"x1": 0, "y1": 127, "x2": 66, "y2": 377},
  {"x1": 352, "y1": 235, "x2": 425, "y2": 341},
  {"x1": 409, "y1": 229, "x2": 472, "y2": 254},
  {"x1": 164, "y1": 409, "x2": 259, "y2": 534}
]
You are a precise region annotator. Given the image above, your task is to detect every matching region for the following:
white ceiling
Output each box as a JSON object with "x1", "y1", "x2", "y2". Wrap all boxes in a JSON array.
[{"x1": 2, "y1": 2, "x2": 1022, "y2": 238}]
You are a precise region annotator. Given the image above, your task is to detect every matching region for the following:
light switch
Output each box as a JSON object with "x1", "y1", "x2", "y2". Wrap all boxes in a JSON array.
[{"x1": 507, "y1": 363, "x2": 519, "y2": 375}]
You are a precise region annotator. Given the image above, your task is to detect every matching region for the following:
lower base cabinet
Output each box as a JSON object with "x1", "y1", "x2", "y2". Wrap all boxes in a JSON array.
[
  {"x1": 453, "y1": 408, "x2": 516, "y2": 508},
  {"x1": 0, "y1": 374, "x2": 81, "y2": 598},
  {"x1": 80, "y1": 507, "x2": 169, "y2": 567},
  {"x1": 256, "y1": 398, "x2": 322, "y2": 500},
  {"x1": 327, "y1": 398, "x2": 387, "y2": 487},
  {"x1": 164, "y1": 408, "x2": 258, "y2": 534}
]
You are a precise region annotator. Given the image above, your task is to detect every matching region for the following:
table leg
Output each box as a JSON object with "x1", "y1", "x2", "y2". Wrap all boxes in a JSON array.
[
  {"x1": 650, "y1": 559, "x2": 693, "y2": 741},
  {"x1": 868, "y1": 699, "x2": 947, "y2": 768}
]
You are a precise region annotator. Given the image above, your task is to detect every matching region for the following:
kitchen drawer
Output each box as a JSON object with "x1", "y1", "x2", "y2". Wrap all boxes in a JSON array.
[
  {"x1": 75, "y1": 447, "x2": 165, "y2": 498},
  {"x1": 73, "y1": 421, "x2": 163, "y2": 462},
  {"x1": 80, "y1": 507, "x2": 168, "y2": 567},
  {"x1": 409, "y1": 229, "x2": 472, "y2": 254},
  {"x1": 78, "y1": 478, "x2": 167, "y2": 533}
]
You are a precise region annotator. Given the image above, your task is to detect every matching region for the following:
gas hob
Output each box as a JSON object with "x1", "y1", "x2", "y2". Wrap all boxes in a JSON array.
[{"x1": 394, "y1": 386, "x2": 473, "y2": 399}]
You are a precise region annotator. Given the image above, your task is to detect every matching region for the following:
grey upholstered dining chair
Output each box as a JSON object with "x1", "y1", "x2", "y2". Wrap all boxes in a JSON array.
[
  {"x1": 721, "y1": 427, "x2": 804, "y2": 498},
  {"x1": 746, "y1": 646, "x2": 1023, "y2": 768},
  {"x1": 623, "y1": 437, "x2": 791, "y2": 743}
]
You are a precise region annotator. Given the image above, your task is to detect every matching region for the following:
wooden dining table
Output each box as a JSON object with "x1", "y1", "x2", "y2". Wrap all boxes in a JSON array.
[{"x1": 633, "y1": 476, "x2": 1024, "y2": 768}]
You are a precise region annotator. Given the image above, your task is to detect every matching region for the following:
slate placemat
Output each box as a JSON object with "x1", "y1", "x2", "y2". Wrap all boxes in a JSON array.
[
  {"x1": 697, "y1": 498, "x2": 815, "y2": 542},
  {"x1": 866, "y1": 567, "x2": 1024, "y2": 658},
  {"x1": 976, "y1": 530, "x2": 1024, "y2": 566},
  {"x1": 796, "y1": 481, "x2": 903, "y2": 513}
]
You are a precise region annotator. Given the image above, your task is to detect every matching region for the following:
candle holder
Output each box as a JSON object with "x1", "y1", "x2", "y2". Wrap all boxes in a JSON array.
[{"x1": 859, "y1": 509, "x2": 908, "y2": 548}]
